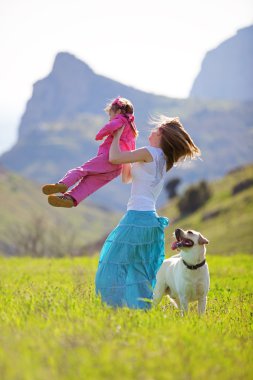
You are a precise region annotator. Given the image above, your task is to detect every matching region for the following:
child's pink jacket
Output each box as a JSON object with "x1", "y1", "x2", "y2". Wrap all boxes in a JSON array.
[
  {"x1": 59, "y1": 114, "x2": 137, "y2": 206},
  {"x1": 95, "y1": 114, "x2": 137, "y2": 153}
]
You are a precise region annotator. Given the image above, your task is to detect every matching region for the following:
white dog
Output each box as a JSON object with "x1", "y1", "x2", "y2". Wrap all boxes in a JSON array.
[{"x1": 153, "y1": 228, "x2": 210, "y2": 315}]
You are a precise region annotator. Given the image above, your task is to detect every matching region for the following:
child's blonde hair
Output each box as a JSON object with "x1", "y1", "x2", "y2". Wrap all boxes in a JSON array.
[
  {"x1": 152, "y1": 116, "x2": 201, "y2": 171},
  {"x1": 105, "y1": 97, "x2": 138, "y2": 137}
]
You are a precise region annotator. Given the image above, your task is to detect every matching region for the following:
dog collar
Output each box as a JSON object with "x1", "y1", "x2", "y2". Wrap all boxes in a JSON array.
[{"x1": 182, "y1": 259, "x2": 206, "y2": 270}]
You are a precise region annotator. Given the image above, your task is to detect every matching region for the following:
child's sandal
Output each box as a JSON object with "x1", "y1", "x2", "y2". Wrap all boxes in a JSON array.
[
  {"x1": 48, "y1": 195, "x2": 74, "y2": 208},
  {"x1": 42, "y1": 183, "x2": 68, "y2": 195}
]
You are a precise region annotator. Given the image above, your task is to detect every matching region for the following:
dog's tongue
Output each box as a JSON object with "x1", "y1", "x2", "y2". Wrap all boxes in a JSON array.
[{"x1": 171, "y1": 241, "x2": 182, "y2": 250}]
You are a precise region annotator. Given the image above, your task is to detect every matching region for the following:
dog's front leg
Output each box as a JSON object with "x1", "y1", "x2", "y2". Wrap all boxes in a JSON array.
[
  {"x1": 153, "y1": 282, "x2": 166, "y2": 307},
  {"x1": 179, "y1": 296, "x2": 188, "y2": 316},
  {"x1": 198, "y1": 296, "x2": 207, "y2": 315}
]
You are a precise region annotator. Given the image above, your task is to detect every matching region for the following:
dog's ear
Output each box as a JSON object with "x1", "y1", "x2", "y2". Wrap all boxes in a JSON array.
[{"x1": 198, "y1": 234, "x2": 209, "y2": 245}]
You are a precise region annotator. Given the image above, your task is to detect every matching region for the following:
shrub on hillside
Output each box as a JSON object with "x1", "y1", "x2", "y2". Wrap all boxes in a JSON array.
[
  {"x1": 165, "y1": 177, "x2": 181, "y2": 199},
  {"x1": 232, "y1": 178, "x2": 253, "y2": 195},
  {"x1": 178, "y1": 181, "x2": 212, "y2": 216},
  {"x1": 202, "y1": 209, "x2": 222, "y2": 221}
]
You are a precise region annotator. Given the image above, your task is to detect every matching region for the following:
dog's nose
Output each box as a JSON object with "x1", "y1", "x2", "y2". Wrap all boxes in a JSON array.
[{"x1": 175, "y1": 229, "x2": 182, "y2": 239}]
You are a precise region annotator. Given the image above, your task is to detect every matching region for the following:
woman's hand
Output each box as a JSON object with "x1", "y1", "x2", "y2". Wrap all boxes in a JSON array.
[
  {"x1": 109, "y1": 126, "x2": 153, "y2": 165},
  {"x1": 113, "y1": 126, "x2": 124, "y2": 139}
]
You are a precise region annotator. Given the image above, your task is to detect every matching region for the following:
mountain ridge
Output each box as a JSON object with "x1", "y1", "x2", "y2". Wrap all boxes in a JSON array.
[{"x1": 190, "y1": 25, "x2": 253, "y2": 100}]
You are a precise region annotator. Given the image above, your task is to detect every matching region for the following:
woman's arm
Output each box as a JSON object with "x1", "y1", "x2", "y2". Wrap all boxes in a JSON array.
[
  {"x1": 121, "y1": 164, "x2": 132, "y2": 183},
  {"x1": 109, "y1": 127, "x2": 153, "y2": 164}
]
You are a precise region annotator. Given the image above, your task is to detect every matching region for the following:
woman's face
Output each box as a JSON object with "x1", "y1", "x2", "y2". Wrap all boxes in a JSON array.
[{"x1": 148, "y1": 128, "x2": 162, "y2": 146}]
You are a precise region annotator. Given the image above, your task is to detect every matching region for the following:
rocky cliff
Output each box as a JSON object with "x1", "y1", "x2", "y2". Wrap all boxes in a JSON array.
[{"x1": 190, "y1": 25, "x2": 253, "y2": 101}]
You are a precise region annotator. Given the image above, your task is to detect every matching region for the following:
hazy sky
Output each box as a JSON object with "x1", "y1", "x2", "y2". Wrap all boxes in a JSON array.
[{"x1": 0, "y1": 0, "x2": 252, "y2": 154}]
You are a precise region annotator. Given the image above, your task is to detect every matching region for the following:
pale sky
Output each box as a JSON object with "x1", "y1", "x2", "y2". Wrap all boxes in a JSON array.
[{"x1": 0, "y1": 0, "x2": 252, "y2": 154}]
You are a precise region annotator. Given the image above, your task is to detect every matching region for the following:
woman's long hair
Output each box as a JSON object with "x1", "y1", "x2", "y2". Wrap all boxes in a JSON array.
[{"x1": 153, "y1": 116, "x2": 201, "y2": 171}]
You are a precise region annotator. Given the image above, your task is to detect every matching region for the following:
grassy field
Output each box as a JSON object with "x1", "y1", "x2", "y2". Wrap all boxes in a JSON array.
[{"x1": 0, "y1": 255, "x2": 252, "y2": 380}]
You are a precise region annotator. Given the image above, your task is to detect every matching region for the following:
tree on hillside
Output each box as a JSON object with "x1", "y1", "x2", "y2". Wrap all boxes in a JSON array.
[
  {"x1": 178, "y1": 180, "x2": 211, "y2": 215},
  {"x1": 165, "y1": 177, "x2": 181, "y2": 199},
  {"x1": 6, "y1": 215, "x2": 77, "y2": 257}
]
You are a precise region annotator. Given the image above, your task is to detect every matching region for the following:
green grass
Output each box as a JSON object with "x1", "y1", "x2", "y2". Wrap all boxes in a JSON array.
[{"x1": 0, "y1": 256, "x2": 252, "y2": 380}]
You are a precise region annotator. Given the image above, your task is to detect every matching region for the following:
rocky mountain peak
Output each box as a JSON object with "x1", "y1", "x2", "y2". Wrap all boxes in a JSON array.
[
  {"x1": 189, "y1": 25, "x2": 253, "y2": 101},
  {"x1": 51, "y1": 52, "x2": 94, "y2": 80}
]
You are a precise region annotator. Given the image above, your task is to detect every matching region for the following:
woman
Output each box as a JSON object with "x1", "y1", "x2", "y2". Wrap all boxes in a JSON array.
[{"x1": 95, "y1": 116, "x2": 201, "y2": 309}]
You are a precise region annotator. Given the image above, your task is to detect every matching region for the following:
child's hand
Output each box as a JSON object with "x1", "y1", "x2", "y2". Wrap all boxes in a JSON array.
[
  {"x1": 95, "y1": 133, "x2": 103, "y2": 141},
  {"x1": 113, "y1": 126, "x2": 124, "y2": 139}
]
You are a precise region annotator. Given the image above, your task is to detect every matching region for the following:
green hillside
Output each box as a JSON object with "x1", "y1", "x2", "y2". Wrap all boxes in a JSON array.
[
  {"x1": 1, "y1": 164, "x2": 252, "y2": 257},
  {"x1": 160, "y1": 164, "x2": 253, "y2": 255},
  {"x1": 0, "y1": 168, "x2": 120, "y2": 256}
]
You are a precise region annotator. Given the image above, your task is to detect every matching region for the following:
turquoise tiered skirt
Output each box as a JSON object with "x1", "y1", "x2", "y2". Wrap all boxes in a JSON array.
[{"x1": 95, "y1": 210, "x2": 169, "y2": 310}]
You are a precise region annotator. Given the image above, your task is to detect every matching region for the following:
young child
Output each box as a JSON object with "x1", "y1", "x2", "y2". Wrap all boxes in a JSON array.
[{"x1": 42, "y1": 97, "x2": 138, "y2": 208}]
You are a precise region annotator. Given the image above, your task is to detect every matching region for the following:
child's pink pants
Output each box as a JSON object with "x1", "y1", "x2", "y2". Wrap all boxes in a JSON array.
[{"x1": 59, "y1": 152, "x2": 122, "y2": 206}]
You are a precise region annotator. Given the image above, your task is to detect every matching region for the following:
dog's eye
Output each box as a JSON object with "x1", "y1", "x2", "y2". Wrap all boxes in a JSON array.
[{"x1": 187, "y1": 230, "x2": 193, "y2": 234}]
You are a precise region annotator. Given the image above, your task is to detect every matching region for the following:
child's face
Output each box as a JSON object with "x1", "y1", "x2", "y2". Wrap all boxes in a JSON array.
[
  {"x1": 148, "y1": 128, "x2": 162, "y2": 146},
  {"x1": 109, "y1": 109, "x2": 120, "y2": 121}
]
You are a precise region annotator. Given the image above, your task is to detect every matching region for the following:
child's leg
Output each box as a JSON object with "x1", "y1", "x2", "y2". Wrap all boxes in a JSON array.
[
  {"x1": 59, "y1": 153, "x2": 119, "y2": 188},
  {"x1": 47, "y1": 153, "x2": 122, "y2": 207},
  {"x1": 67, "y1": 169, "x2": 121, "y2": 206},
  {"x1": 43, "y1": 159, "x2": 99, "y2": 195},
  {"x1": 42, "y1": 164, "x2": 90, "y2": 195},
  {"x1": 59, "y1": 165, "x2": 89, "y2": 188}
]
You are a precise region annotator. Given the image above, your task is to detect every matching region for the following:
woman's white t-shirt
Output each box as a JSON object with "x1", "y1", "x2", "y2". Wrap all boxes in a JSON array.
[{"x1": 127, "y1": 146, "x2": 166, "y2": 211}]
